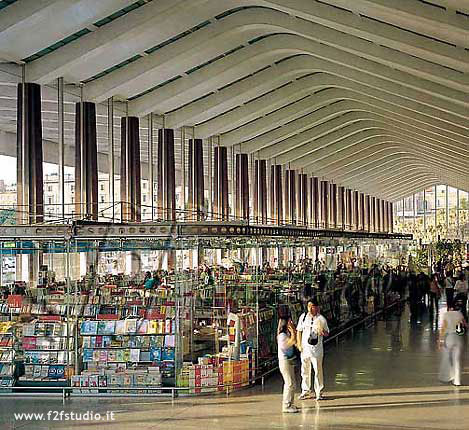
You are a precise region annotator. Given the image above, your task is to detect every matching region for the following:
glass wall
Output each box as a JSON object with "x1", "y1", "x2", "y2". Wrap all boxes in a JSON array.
[{"x1": 394, "y1": 185, "x2": 469, "y2": 241}]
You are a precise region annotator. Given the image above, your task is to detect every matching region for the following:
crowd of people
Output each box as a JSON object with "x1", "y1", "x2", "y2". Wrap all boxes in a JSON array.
[{"x1": 276, "y1": 259, "x2": 469, "y2": 413}]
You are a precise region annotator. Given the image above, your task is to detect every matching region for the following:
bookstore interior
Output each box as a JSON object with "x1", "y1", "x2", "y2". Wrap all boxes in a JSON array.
[{"x1": 0, "y1": 231, "x2": 413, "y2": 396}]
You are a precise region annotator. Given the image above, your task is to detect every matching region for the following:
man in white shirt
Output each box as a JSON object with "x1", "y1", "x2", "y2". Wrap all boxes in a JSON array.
[{"x1": 296, "y1": 298, "x2": 329, "y2": 400}]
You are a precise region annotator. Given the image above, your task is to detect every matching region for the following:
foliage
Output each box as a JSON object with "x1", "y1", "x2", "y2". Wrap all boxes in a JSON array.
[
  {"x1": 413, "y1": 247, "x2": 429, "y2": 273},
  {"x1": 434, "y1": 239, "x2": 464, "y2": 266},
  {"x1": 0, "y1": 209, "x2": 15, "y2": 225}
]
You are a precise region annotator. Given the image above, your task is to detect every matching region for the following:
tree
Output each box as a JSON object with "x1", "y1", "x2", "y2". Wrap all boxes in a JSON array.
[{"x1": 0, "y1": 209, "x2": 15, "y2": 225}]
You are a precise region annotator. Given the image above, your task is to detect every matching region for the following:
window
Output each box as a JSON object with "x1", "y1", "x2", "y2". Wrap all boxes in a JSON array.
[
  {"x1": 143, "y1": 195, "x2": 147, "y2": 203},
  {"x1": 100, "y1": 195, "x2": 105, "y2": 203},
  {"x1": 48, "y1": 197, "x2": 52, "y2": 205},
  {"x1": 71, "y1": 185, "x2": 75, "y2": 192},
  {"x1": 143, "y1": 182, "x2": 147, "y2": 190},
  {"x1": 47, "y1": 186, "x2": 52, "y2": 192},
  {"x1": 100, "y1": 183, "x2": 105, "y2": 191}
]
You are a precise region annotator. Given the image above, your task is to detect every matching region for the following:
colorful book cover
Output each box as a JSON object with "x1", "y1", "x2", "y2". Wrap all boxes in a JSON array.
[
  {"x1": 164, "y1": 335, "x2": 175, "y2": 348},
  {"x1": 148, "y1": 320, "x2": 158, "y2": 334},
  {"x1": 81, "y1": 321, "x2": 98, "y2": 335},
  {"x1": 150, "y1": 347, "x2": 162, "y2": 362},
  {"x1": 93, "y1": 350, "x2": 101, "y2": 361},
  {"x1": 95, "y1": 336, "x2": 103, "y2": 348},
  {"x1": 115, "y1": 350, "x2": 124, "y2": 362},
  {"x1": 130, "y1": 349, "x2": 140, "y2": 362},
  {"x1": 83, "y1": 349, "x2": 93, "y2": 362},
  {"x1": 137, "y1": 320, "x2": 148, "y2": 334},
  {"x1": 99, "y1": 350, "x2": 108, "y2": 362},
  {"x1": 115, "y1": 320, "x2": 126, "y2": 335},
  {"x1": 103, "y1": 321, "x2": 116, "y2": 335},
  {"x1": 123, "y1": 349, "x2": 130, "y2": 362},
  {"x1": 163, "y1": 348, "x2": 175, "y2": 361},
  {"x1": 125, "y1": 320, "x2": 137, "y2": 334},
  {"x1": 165, "y1": 320, "x2": 172, "y2": 333},
  {"x1": 107, "y1": 350, "x2": 117, "y2": 362}
]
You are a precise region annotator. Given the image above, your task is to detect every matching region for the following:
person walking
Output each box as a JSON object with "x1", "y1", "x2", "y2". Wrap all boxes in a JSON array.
[
  {"x1": 277, "y1": 318, "x2": 299, "y2": 413},
  {"x1": 429, "y1": 273, "x2": 441, "y2": 315},
  {"x1": 296, "y1": 298, "x2": 329, "y2": 401},
  {"x1": 439, "y1": 302, "x2": 467, "y2": 386},
  {"x1": 454, "y1": 273, "x2": 468, "y2": 321},
  {"x1": 445, "y1": 272, "x2": 455, "y2": 310}
]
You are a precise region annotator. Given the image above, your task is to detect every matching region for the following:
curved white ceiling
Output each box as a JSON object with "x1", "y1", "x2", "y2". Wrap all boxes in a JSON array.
[{"x1": 0, "y1": 0, "x2": 467, "y2": 201}]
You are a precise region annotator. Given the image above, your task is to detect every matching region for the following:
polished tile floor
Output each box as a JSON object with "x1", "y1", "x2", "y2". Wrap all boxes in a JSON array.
[{"x1": 3, "y1": 303, "x2": 469, "y2": 430}]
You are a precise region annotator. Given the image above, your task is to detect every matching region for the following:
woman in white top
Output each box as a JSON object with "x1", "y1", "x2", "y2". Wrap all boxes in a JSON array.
[
  {"x1": 277, "y1": 318, "x2": 298, "y2": 413},
  {"x1": 439, "y1": 303, "x2": 467, "y2": 386}
]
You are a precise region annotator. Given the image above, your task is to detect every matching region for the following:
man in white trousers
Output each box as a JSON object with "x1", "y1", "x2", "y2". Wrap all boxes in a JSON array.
[{"x1": 297, "y1": 298, "x2": 329, "y2": 400}]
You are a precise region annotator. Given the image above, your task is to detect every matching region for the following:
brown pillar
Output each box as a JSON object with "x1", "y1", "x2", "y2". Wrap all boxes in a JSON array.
[
  {"x1": 17, "y1": 83, "x2": 44, "y2": 224},
  {"x1": 352, "y1": 190, "x2": 359, "y2": 231},
  {"x1": 365, "y1": 195, "x2": 370, "y2": 232},
  {"x1": 188, "y1": 139, "x2": 205, "y2": 221},
  {"x1": 270, "y1": 165, "x2": 283, "y2": 225},
  {"x1": 389, "y1": 202, "x2": 394, "y2": 232},
  {"x1": 320, "y1": 180, "x2": 329, "y2": 229},
  {"x1": 284, "y1": 170, "x2": 297, "y2": 225},
  {"x1": 75, "y1": 101, "x2": 98, "y2": 220},
  {"x1": 120, "y1": 117, "x2": 141, "y2": 222},
  {"x1": 298, "y1": 174, "x2": 308, "y2": 226},
  {"x1": 359, "y1": 193, "x2": 365, "y2": 231},
  {"x1": 254, "y1": 160, "x2": 267, "y2": 224},
  {"x1": 157, "y1": 129, "x2": 176, "y2": 221},
  {"x1": 381, "y1": 199, "x2": 386, "y2": 233},
  {"x1": 310, "y1": 177, "x2": 320, "y2": 228},
  {"x1": 384, "y1": 201, "x2": 389, "y2": 233},
  {"x1": 330, "y1": 183, "x2": 337, "y2": 228},
  {"x1": 235, "y1": 153, "x2": 249, "y2": 221},
  {"x1": 345, "y1": 189, "x2": 352, "y2": 230},
  {"x1": 337, "y1": 186, "x2": 345, "y2": 229},
  {"x1": 370, "y1": 197, "x2": 376, "y2": 232},
  {"x1": 214, "y1": 146, "x2": 229, "y2": 221}
]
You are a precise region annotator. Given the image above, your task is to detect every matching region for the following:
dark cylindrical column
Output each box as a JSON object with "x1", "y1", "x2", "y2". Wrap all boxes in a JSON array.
[
  {"x1": 188, "y1": 139, "x2": 205, "y2": 221},
  {"x1": 376, "y1": 198, "x2": 381, "y2": 233},
  {"x1": 353, "y1": 190, "x2": 359, "y2": 231},
  {"x1": 330, "y1": 183, "x2": 337, "y2": 229},
  {"x1": 384, "y1": 201, "x2": 389, "y2": 233},
  {"x1": 370, "y1": 197, "x2": 376, "y2": 232},
  {"x1": 75, "y1": 102, "x2": 98, "y2": 220},
  {"x1": 310, "y1": 177, "x2": 320, "y2": 228},
  {"x1": 120, "y1": 117, "x2": 141, "y2": 222},
  {"x1": 359, "y1": 193, "x2": 365, "y2": 231},
  {"x1": 254, "y1": 160, "x2": 267, "y2": 224},
  {"x1": 320, "y1": 180, "x2": 329, "y2": 229},
  {"x1": 298, "y1": 173, "x2": 308, "y2": 226},
  {"x1": 345, "y1": 189, "x2": 353, "y2": 230},
  {"x1": 389, "y1": 202, "x2": 394, "y2": 232},
  {"x1": 213, "y1": 146, "x2": 229, "y2": 221},
  {"x1": 381, "y1": 199, "x2": 386, "y2": 233},
  {"x1": 235, "y1": 153, "x2": 249, "y2": 221},
  {"x1": 157, "y1": 129, "x2": 176, "y2": 221},
  {"x1": 284, "y1": 170, "x2": 297, "y2": 225},
  {"x1": 270, "y1": 165, "x2": 283, "y2": 225},
  {"x1": 337, "y1": 186, "x2": 345, "y2": 229},
  {"x1": 17, "y1": 83, "x2": 44, "y2": 224},
  {"x1": 365, "y1": 195, "x2": 371, "y2": 232}
]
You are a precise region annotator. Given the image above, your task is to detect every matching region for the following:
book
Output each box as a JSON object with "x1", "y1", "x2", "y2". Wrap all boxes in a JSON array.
[
  {"x1": 81, "y1": 321, "x2": 98, "y2": 335},
  {"x1": 125, "y1": 320, "x2": 137, "y2": 334},
  {"x1": 130, "y1": 349, "x2": 140, "y2": 362},
  {"x1": 115, "y1": 320, "x2": 126, "y2": 335}
]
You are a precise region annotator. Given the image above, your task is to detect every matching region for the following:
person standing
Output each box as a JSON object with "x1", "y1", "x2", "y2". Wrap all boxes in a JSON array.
[
  {"x1": 429, "y1": 273, "x2": 441, "y2": 315},
  {"x1": 445, "y1": 273, "x2": 455, "y2": 310},
  {"x1": 277, "y1": 318, "x2": 299, "y2": 413},
  {"x1": 439, "y1": 303, "x2": 467, "y2": 386},
  {"x1": 297, "y1": 298, "x2": 329, "y2": 401}
]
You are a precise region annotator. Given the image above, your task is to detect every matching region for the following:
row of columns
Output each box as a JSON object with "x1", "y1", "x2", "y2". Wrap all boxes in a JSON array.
[{"x1": 16, "y1": 82, "x2": 393, "y2": 233}]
